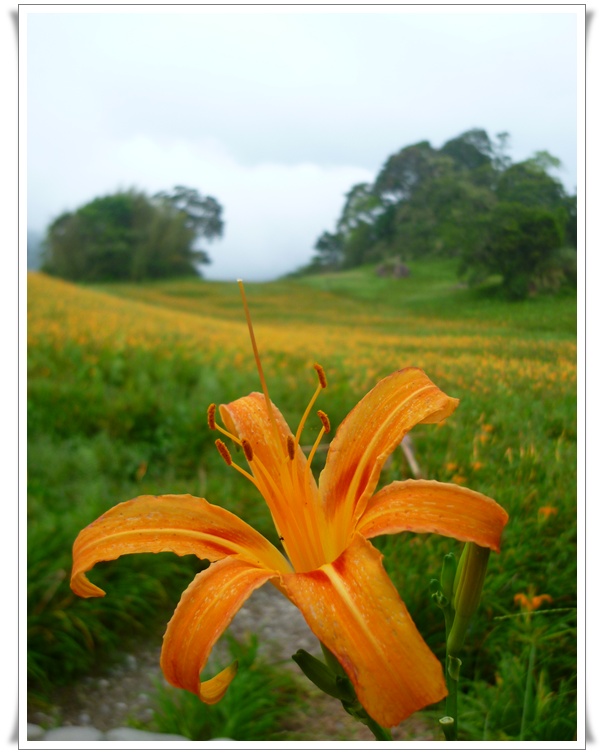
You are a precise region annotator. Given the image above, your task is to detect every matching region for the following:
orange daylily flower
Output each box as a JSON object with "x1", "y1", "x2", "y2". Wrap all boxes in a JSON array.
[
  {"x1": 514, "y1": 590, "x2": 554, "y2": 612},
  {"x1": 71, "y1": 285, "x2": 508, "y2": 729}
]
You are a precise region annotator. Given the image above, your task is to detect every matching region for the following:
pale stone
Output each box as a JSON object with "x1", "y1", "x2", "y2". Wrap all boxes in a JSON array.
[
  {"x1": 26, "y1": 724, "x2": 44, "y2": 741},
  {"x1": 44, "y1": 726, "x2": 104, "y2": 741},
  {"x1": 105, "y1": 727, "x2": 189, "y2": 741}
]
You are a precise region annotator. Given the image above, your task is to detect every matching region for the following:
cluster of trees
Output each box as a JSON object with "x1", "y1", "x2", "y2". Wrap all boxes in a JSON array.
[
  {"x1": 41, "y1": 186, "x2": 224, "y2": 282},
  {"x1": 310, "y1": 129, "x2": 577, "y2": 299}
]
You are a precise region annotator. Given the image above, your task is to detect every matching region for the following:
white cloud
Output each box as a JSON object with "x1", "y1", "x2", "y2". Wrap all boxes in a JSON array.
[
  {"x1": 28, "y1": 133, "x2": 373, "y2": 280},
  {"x1": 115, "y1": 136, "x2": 373, "y2": 280}
]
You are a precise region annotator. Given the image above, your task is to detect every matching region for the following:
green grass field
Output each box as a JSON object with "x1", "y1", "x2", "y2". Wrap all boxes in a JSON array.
[{"x1": 27, "y1": 260, "x2": 577, "y2": 740}]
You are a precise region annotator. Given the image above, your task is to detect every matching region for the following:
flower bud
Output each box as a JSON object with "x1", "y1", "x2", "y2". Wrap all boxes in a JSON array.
[
  {"x1": 292, "y1": 649, "x2": 354, "y2": 703},
  {"x1": 447, "y1": 542, "x2": 490, "y2": 656},
  {"x1": 440, "y1": 552, "x2": 457, "y2": 603}
]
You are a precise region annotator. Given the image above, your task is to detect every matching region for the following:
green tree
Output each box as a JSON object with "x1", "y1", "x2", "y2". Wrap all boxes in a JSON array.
[
  {"x1": 373, "y1": 141, "x2": 442, "y2": 204},
  {"x1": 495, "y1": 155, "x2": 566, "y2": 209},
  {"x1": 562, "y1": 194, "x2": 577, "y2": 247},
  {"x1": 43, "y1": 194, "x2": 137, "y2": 282},
  {"x1": 423, "y1": 175, "x2": 497, "y2": 258},
  {"x1": 440, "y1": 128, "x2": 494, "y2": 172},
  {"x1": 153, "y1": 185, "x2": 224, "y2": 264},
  {"x1": 331, "y1": 183, "x2": 387, "y2": 267},
  {"x1": 42, "y1": 187, "x2": 224, "y2": 282},
  {"x1": 380, "y1": 148, "x2": 494, "y2": 261},
  {"x1": 309, "y1": 130, "x2": 575, "y2": 299},
  {"x1": 341, "y1": 222, "x2": 376, "y2": 268},
  {"x1": 336, "y1": 183, "x2": 383, "y2": 234},
  {"x1": 459, "y1": 202, "x2": 565, "y2": 299},
  {"x1": 310, "y1": 231, "x2": 344, "y2": 270}
]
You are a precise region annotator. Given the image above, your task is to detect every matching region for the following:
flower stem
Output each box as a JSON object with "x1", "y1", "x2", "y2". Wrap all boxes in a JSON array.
[
  {"x1": 441, "y1": 655, "x2": 461, "y2": 740},
  {"x1": 363, "y1": 714, "x2": 393, "y2": 741}
]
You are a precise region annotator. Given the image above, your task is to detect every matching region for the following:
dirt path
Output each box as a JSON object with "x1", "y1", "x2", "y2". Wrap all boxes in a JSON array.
[{"x1": 31, "y1": 585, "x2": 439, "y2": 741}]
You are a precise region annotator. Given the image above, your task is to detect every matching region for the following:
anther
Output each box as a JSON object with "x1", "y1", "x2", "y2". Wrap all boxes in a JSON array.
[
  {"x1": 317, "y1": 410, "x2": 331, "y2": 433},
  {"x1": 314, "y1": 363, "x2": 327, "y2": 389},
  {"x1": 207, "y1": 403, "x2": 217, "y2": 430},
  {"x1": 215, "y1": 439, "x2": 233, "y2": 466},
  {"x1": 241, "y1": 439, "x2": 254, "y2": 463},
  {"x1": 287, "y1": 435, "x2": 296, "y2": 461}
]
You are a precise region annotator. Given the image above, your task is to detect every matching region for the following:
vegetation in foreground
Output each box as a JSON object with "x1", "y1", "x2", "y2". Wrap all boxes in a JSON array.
[
  {"x1": 143, "y1": 635, "x2": 306, "y2": 741},
  {"x1": 27, "y1": 261, "x2": 577, "y2": 740}
]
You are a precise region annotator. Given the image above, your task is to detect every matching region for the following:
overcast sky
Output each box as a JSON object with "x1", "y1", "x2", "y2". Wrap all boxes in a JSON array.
[{"x1": 24, "y1": 5, "x2": 581, "y2": 281}]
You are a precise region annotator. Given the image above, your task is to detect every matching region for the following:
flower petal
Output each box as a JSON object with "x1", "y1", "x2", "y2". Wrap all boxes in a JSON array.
[
  {"x1": 219, "y1": 393, "x2": 287, "y2": 449},
  {"x1": 220, "y1": 393, "x2": 325, "y2": 572},
  {"x1": 281, "y1": 533, "x2": 446, "y2": 728},
  {"x1": 71, "y1": 494, "x2": 290, "y2": 597},
  {"x1": 319, "y1": 368, "x2": 459, "y2": 557},
  {"x1": 357, "y1": 480, "x2": 509, "y2": 552},
  {"x1": 198, "y1": 662, "x2": 239, "y2": 704},
  {"x1": 219, "y1": 392, "x2": 318, "y2": 498},
  {"x1": 160, "y1": 557, "x2": 276, "y2": 702}
]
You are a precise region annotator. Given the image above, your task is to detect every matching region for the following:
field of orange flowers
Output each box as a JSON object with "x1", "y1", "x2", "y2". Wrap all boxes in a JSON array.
[
  {"x1": 28, "y1": 271, "x2": 575, "y2": 395},
  {"x1": 27, "y1": 267, "x2": 578, "y2": 740}
]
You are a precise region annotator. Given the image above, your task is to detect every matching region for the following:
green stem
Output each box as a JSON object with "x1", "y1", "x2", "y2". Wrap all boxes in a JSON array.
[
  {"x1": 442, "y1": 655, "x2": 461, "y2": 740},
  {"x1": 364, "y1": 714, "x2": 393, "y2": 741},
  {"x1": 439, "y1": 715, "x2": 456, "y2": 741}
]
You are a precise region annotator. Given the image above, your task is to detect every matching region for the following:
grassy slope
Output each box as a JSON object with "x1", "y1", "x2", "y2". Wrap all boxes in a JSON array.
[{"x1": 96, "y1": 259, "x2": 576, "y2": 338}]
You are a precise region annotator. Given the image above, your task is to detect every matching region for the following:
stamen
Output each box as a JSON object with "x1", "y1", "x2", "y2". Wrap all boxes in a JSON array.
[
  {"x1": 215, "y1": 439, "x2": 233, "y2": 466},
  {"x1": 215, "y1": 422, "x2": 243, "y2": 446},
  {"x1": 306, "y1": 428, "x2": 327, "y2": 470},
  {"x1": 209, "y1": 402, "x2": 244, "y2": 446},
  {"x1": 306, "y1": 411, "x2": 331, "y2": 470},
  {"x1": 287, "y1": 435, "x2": 296, "y2": 461},
  {"x1": 295, "y1": 391, "x2": 319, "y2": 445},
  {"x1": 216, "y1": 438, "x2": 259, "y2": 488},
  {"x1": 241, "y1": 439, "x2": 254, "y2": 463},
  {"x1": 317, "y1": 410, "x2": 331, "y2": 433},
  {"x1": 293, "y1": 362, "x2": 329, "y2": 446},
  {"x1": 207, "y1": 403, "x2": 217, "y2": 430},
  {"x1": 314, "y1": 363, "x2": 327, "y2": 389}
]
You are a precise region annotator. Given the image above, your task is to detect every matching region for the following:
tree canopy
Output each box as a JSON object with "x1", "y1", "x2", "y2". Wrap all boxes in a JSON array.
[
  {"x1": 41, "y1": 186, "x2": 224, "y2": 282},
  {"x1": 308, "y1": 128, "x2": 576, "y2": 299}
]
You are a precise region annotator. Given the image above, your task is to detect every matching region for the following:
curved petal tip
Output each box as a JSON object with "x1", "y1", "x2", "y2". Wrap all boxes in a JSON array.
[{"x1": 199, "y1": 660, "x2": 239, "y2": 704}]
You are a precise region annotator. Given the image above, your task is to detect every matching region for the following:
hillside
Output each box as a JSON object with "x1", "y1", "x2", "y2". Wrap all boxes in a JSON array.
[{"x1": 93, "y1": 259, "x2": 576, "y2": 338}]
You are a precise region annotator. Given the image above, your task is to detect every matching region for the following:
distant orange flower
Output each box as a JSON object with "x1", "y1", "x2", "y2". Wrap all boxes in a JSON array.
[
  {"x1": 514, "y1": 588, "x2": 553, "y2": 612},
  {"x1": 538, "y1": 506, "x2": 558, "y2": 519}
]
